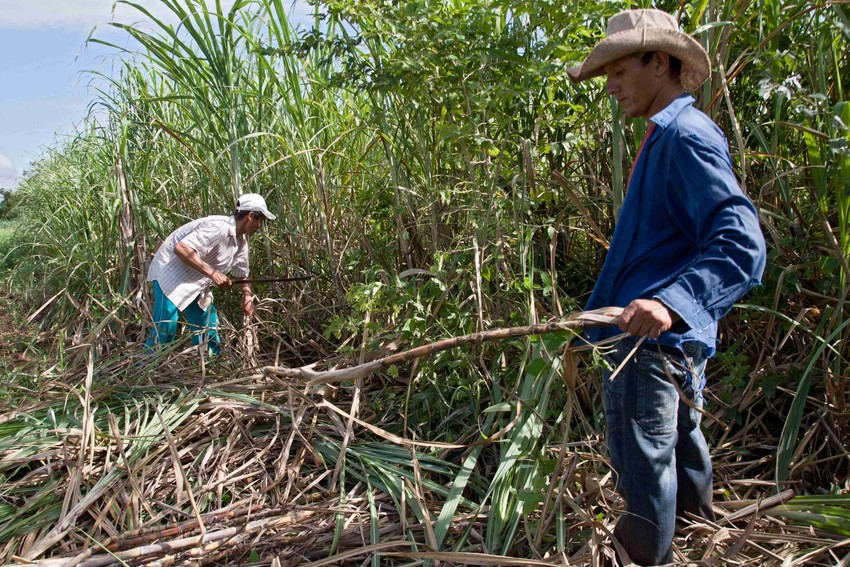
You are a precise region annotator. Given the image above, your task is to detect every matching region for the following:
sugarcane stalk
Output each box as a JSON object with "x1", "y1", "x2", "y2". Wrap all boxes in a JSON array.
[
  {"x1": 720, "y1": 489, "x2": 796, "y2": 524},
  {"x1": 12, "y1": 510, "x2": 317, "y2": 567},
  {"x1": 261, "y1": 306, "x2": 623, "y2": 385}
]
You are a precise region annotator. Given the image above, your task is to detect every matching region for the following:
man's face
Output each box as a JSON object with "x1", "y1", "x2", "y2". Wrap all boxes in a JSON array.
[
  {"x1": 244, "y1": 212, "x2": 265, "y2": 236},
  {"x1": 603, "y1": 54, "x2": 664, "y2": 119}
]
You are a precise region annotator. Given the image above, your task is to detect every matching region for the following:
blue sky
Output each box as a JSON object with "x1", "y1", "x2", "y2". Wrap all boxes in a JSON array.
[{"x1": 0, "y1": 0, "x2": 312, "y2": 189}]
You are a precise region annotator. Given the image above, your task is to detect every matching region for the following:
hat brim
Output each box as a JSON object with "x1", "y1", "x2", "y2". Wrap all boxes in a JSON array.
[{"x1": 567, "y1": 28, "x2": 710, "y2": 92}]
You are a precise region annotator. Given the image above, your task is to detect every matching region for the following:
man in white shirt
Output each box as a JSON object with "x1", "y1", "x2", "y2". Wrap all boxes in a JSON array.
[{"x1": 145, "y1": 193, "x2": 276, "y2": 355}]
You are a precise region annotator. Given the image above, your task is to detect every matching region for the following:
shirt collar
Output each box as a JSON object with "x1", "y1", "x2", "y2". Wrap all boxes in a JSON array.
[
  {"x1": 227, "y1": 215, "x2": 237, "y2": 239},
  {"x1": 649, "y1": 93, "x2": 695, "y2": 129}
]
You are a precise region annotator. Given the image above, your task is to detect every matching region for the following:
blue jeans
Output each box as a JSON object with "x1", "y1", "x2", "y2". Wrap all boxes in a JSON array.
[
  {"x1": 145, "y1": 281, "x2": 221, "y2": 355},
  {"x1": 602, "y1": 336, "x2": 714, "y2": 565}
]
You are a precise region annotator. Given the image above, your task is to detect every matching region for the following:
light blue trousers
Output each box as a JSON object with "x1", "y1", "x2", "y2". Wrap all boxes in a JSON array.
[{"x1": 145, "y1": 281, "x2": 221, "y2": 355}]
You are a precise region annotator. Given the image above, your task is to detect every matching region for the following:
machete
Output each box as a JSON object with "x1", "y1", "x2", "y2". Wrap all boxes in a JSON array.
[{"x1": 233, "y1": 275, "x2": 313, "y2": 284}]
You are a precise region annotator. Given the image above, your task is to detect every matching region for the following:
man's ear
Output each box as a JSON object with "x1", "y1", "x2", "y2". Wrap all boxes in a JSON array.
[{"x1": 652, "y1": 51, "x2": 671, "y2": 77}]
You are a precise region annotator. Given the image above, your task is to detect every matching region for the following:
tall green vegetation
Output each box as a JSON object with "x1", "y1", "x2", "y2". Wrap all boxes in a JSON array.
[{"x1": 1, "y1": 0, "x2": 848, "y2": 563}]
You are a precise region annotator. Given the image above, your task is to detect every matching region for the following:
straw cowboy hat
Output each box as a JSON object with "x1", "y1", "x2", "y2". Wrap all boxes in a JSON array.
[{"x1": 567, "y1": 9, "x2": 710, "y2": 92}]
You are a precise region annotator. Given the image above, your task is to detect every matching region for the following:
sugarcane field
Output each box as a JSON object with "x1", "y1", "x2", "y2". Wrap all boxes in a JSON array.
[{"x1": 0, "y1": 0, "x2": 848, "y2": 565}]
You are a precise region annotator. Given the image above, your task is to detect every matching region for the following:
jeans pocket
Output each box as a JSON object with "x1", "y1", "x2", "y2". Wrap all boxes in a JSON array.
[{"x1": 635, "y1": 349, "x2": 681, "y2": 435}]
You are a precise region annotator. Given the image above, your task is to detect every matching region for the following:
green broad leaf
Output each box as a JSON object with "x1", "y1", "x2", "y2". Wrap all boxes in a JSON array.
[
  {"x1": 693, "y1": 20, "x2": 733, "y2": 34},
  {"x1": 482, "y1": 402, "x2": 513, "y2": 413},
  {"x1": 537, "y1": 458, "x2": 558, "y2": 476},
  {"x1": 517, "y1": 488, "x2": 543, "y2": 515},
  {"x1": 541, "y1": 330, "x2": 572, "y2": 353},
  {"x1": 525, "y1": 357, "x2": 550, "y2": 378},
  {"x1": 761, "y1": 372, "x2": 785, "y2": 398}
]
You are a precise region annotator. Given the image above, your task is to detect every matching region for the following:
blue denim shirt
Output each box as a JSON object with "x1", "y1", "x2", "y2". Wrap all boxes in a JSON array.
[{"x1": 585, "y1": 94, "x2": 766, "y2": 355}]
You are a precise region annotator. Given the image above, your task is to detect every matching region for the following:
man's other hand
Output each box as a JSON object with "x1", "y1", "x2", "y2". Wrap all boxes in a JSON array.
[{"x1": 242, "y1": 294, "x2": 255, "y2": 318}]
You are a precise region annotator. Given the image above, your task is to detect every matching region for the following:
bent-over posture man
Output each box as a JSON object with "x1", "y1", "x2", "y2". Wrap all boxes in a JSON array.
[
  {"x1": 567, "y1": 9, "x2": 766, "y2": 565},
  {"x1": 145, "y1": 193, "x2": 276, "y2": 355}
]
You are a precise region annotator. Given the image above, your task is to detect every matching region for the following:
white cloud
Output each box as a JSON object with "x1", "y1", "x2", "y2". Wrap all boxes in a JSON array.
[
  {"x1": 0, "y1": 0, "x2": 244, "y2": 31},
  {"x1": 0, "y1": 153, "x2": 19, "y2": 189}
]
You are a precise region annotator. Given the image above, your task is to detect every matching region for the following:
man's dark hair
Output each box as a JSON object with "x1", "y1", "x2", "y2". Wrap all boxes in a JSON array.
[
  {"x1": 235, "y1": 210, "x2": 263, "y2": 221},
  {"x1": 634, "y1": 51, "x2": 683, "y2": 84}
]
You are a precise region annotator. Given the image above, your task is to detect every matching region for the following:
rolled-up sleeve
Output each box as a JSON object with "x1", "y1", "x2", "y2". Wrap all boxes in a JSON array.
[{"x1": 655, "y1": 134, "x2": 766, "y2": 332}]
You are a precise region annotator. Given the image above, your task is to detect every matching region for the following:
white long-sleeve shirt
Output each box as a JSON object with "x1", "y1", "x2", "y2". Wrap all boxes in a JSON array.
[{"x1": 147, "y1": 215, "x2": 250, "y2": 311}]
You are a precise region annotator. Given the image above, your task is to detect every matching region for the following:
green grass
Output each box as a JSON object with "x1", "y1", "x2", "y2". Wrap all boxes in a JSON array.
[{"x1": 0, "y1": 219, "x2": 20, "y2": 272}]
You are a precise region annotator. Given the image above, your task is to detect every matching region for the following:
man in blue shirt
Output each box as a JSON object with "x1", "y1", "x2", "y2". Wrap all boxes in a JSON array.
[{"x1": 568, "y1": 9, "x2": 766, "y2": 565}]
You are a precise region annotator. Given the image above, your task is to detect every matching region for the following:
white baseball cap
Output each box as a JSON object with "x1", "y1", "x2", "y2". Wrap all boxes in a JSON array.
[{"x1": 236, "y1": 193, "x2": 276, "y2": 220}]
